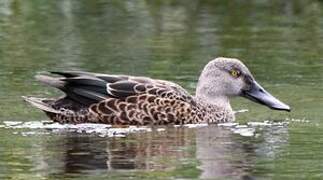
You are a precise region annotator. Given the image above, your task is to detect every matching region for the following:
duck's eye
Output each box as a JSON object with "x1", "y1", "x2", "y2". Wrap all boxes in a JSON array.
[{"x1": 230, "y1": 69, "x2": 241, "y2": 78}]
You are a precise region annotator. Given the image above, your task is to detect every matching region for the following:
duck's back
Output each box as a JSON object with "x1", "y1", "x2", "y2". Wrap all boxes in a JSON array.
[{"x1": 24, "y1": 71, "x2": 205, "y2": 125}]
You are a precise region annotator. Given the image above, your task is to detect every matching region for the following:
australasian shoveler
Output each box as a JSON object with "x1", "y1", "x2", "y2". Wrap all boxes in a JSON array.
[{"x1": 23, "y1": 57, "x2": 290, "y2": 125}]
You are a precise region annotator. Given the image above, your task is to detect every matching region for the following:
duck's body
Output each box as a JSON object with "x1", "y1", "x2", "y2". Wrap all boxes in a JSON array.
[
  {"x1": 24, "y1": 72, "x2": 233, "y2": 125},
  {"x1": 24, "y1": 57, "x2": 290, "y2": 125}
]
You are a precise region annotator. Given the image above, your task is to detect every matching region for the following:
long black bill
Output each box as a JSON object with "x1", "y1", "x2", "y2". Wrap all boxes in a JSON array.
[{"x1": 241, "y1": 81, "x2": 291, "y2": 112}]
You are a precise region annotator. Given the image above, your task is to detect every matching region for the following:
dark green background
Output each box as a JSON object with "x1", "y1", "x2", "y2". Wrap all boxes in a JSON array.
[{"x1": 0, "y1": 1, "x2": 323, "y2": 179}]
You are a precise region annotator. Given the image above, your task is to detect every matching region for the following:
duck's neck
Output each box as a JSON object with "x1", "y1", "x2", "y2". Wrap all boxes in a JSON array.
[
  {"x1": 195, "y1": 80, "x2": 232, "y2": 110},
  {"x1": 194, "y1": 94, "x2": 235, "y2": 123},
  {"x1": 195, "y1": 93, "x2": 232, "y2": 111}
]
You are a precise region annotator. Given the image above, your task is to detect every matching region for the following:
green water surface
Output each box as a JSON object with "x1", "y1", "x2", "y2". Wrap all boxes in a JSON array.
[{"x1": 0, "y1": 0, "x2": 323, "y2": 179}]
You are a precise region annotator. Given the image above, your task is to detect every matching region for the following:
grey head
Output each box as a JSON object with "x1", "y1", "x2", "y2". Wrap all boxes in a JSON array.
[{"x1": 196, "y1": 57, "x2": 291, "y2": 112}]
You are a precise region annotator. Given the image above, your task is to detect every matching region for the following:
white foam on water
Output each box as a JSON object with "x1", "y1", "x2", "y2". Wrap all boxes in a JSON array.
[
  {"x1": 217, "y1": 120, "x2": 289, "y2": 137},
  {"x1": 157, "y1": 128, "x2": 166, "y2": 132},
  {"x1": 1, "y1": 120, "x2": 289, "y2": 138},
  {"x1": 3, "y1": 121, "x2": 23, "y2": 126},
  {"x1": 234, "y1": 109, "x2": 249, "y2": 114},
  {"x1": 232, "y1": 128, "x2": 255, "y2": 137},
  {"x1": 247, "y1": 121, "x2": 272, "y2": 127},
  {"x1": 217, "y1": 122, "x2": 239, "y2": 127},
  {"x1": 183, "y1": 123, "x2": 208, "y2": 128},
  {"x1": 2, "y1": 121, "x2": 152, "y2": 137},
  {"x1": 235, "y1": 125, "x2": 248, "y2": 128},
  {"x1": 173, "y1": 123, "x2": 209, "y2": 128},
  {"x1": 285, "y1": 117, "x2": 310, "y2": 124}
]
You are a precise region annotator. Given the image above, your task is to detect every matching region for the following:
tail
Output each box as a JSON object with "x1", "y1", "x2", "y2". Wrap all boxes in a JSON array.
[
  {"x1": 22, "y1": 96, "x2": 60, "y2": 114},
  {"x1": 35, "y1": 73, "x2": 65, "y2": 89}
]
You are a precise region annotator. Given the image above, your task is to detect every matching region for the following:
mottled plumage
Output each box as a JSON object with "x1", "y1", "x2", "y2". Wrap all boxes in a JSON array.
[{"x1": 24, "y1": 57, "x2": 290, "y2": 125}]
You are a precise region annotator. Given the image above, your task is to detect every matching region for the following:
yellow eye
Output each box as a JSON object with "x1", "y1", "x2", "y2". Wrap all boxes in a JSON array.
[{"x1": 230, "y1": 69, "x2": 240, "y2": 78}]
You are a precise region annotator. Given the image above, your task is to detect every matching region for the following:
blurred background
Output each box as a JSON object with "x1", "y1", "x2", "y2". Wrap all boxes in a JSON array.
[{"x1": 0, "y1": 0, "x2": 323, "y2": 179}]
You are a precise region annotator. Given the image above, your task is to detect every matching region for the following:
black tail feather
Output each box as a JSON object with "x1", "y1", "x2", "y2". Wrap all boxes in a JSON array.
[{"x1": 35, "y1": 71, "x2": 111, "y2": 106}]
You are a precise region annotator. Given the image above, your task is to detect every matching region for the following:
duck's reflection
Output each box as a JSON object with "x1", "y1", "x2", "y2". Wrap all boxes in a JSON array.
[
  {"x1": 61, "y1": 136, "x2": 109, "y2": 173},
  {"x1": 196, "y1": 126, "x2": 254, "y2": 179},
  {"x1": 106, "y1": 129, "x2": 193, "y2": 170},
  {"x1": 196, "y1": 125, "x2": 288, "y2": 179},
  {"x1": 43, "y1": 125, "x2": 287, "y2": 179},
  {"x1": 54, "y1": 128, "x2": 193, "y2": 174}
]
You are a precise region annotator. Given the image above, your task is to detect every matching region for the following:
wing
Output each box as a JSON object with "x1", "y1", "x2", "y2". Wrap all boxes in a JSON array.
[
  {"x1": 38, "y1": 71, "x2": 194, "y2": 106},
  {"x1": 39, "y1": 71, "x2": 197, "y2": 125}
]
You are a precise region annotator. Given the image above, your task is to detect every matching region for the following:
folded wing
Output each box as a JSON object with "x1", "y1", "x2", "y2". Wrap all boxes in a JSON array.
[
  {"x1": 45, "y1": 71, "x2": 193, "y2": 103},
  {"x1": 34, "y1": 71, "x2": 196, "y2": 125}
]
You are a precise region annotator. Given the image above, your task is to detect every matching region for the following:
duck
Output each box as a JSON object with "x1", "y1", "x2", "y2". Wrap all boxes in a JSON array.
[{"x1": 23, "y1": 57, "x2": 290, "y2": 125}]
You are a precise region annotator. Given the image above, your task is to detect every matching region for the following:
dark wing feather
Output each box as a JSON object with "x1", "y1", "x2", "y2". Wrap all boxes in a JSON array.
[
  {"x1": 39, "y1": 71, "x2": 193, "y2": 107},
  {"x1": 71, "y1": 88, "x2": 109, "y2": 102},
  {"x1": 51, "y1": 71, "x2": 127, "y2": 83},
  {"x1": 34, "y1": 71, "x2": 197, "y2": 124},
  {"x1": 62, "y1": 77, "x2": 107, "y2": 87}
]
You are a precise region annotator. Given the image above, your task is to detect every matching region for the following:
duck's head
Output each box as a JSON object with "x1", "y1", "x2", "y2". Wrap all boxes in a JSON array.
[{"x1": 196, "y1": 57, "x2": 290, "y2": 111}]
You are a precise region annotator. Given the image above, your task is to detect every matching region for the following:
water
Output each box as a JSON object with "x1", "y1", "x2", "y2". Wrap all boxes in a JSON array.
[{"x1": 0, "y1": 0, "x2": 323, "y2": 179}]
